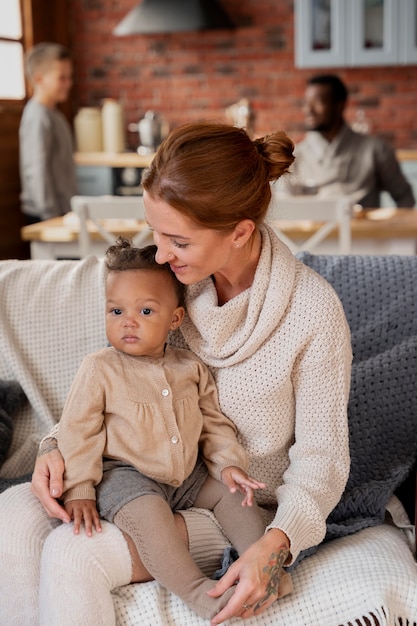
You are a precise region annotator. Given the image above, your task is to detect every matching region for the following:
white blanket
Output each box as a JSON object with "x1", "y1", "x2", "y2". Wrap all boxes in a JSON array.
[{"x1": 113, "y1": 513, "x2": 416, "y2": 626}]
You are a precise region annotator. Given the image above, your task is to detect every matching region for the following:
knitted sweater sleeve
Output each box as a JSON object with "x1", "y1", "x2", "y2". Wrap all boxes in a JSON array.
[
  {"x1": 372, "y1": 137, "x2": 415, "y2": 207},
  {"x1": 58, "y1": 356, "x2": 106, "y2": 502},
  {"x1": 266, "y1": 279, "x2": 352, "y2": 564}
]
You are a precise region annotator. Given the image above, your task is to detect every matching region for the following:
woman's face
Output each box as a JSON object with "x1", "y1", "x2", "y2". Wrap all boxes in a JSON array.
[{"x1": 143, "y1": 191, "x2": 236, "y2": 285}]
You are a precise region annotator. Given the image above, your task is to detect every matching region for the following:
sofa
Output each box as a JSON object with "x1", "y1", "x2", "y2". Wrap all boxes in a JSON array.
[{"x1": 0, "y1": 253, "x2": 416, "y2": 626}]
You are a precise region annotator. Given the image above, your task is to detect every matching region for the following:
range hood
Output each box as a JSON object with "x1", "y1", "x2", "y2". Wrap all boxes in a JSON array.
[{"x1": 113, "y1": 0, "x2": 234, "y2": 35}]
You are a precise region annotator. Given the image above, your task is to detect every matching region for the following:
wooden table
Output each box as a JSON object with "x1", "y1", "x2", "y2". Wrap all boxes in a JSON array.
[
  {"x1": 21, "y1": 213, "x2": 152, "y2": 260},
  {"x1": 271, "y1": 207, "x2": 417, "y2": 256},
  {"x1": 21, "y1": 208, "x2": 417, "y2": 260}
]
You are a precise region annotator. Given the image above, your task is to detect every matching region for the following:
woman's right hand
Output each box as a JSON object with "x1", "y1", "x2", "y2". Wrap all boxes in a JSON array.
[
  {"x1": 31, "y1": 446, "x2": 71, "y2": 523},
  {"x1": 207, "y1": 528, "x2": 291, "y2": 625}
]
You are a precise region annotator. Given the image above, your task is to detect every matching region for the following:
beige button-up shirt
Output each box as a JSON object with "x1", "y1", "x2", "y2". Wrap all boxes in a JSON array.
[{"x1": 59, "y1": 345, "x2": 248, "y2": 502}]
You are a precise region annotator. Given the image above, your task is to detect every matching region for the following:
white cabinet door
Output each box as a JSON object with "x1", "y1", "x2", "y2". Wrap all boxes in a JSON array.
[
  {"x1": 294, "y1": 0, "x2": 347, "y2": 68},
  {"x1": 401, "y1": 0, "x2": 417, "y2": 63},
  {"x1": 349, "y1": 0, "x2": 399, "y2": 66}
]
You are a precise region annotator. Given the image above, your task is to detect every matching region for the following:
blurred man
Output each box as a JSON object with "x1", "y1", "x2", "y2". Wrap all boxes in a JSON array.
[{"x1": 289, "y1": 74, "x2": 414, "y2": 209}]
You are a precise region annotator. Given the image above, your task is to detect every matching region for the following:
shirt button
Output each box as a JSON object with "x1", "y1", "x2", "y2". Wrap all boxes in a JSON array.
[
  {"x1": 171, "y1": 435, "x2": 179, "y2": 444},
  {"x1": 162, "y1": 388, "x2": 170, "y2": 397}
]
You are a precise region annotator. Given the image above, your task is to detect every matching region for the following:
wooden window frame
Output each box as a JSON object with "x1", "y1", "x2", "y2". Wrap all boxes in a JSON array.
[{"x1": 0, "y1": 0, "x2": 34, "y2": 106}]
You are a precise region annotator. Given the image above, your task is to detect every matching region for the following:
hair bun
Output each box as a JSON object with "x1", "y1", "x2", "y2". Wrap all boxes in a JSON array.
[{"x1": 253, "y1": 131, "x2": 295, "y2": 181}]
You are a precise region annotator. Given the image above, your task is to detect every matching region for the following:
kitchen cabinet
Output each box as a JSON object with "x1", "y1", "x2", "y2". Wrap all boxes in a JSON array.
[
  {"x1": 295, "y1": 0, "x2": 346, "y2": 68},
  {"x1": 402, "y1": 0, "x2": 417, "y2": 63},
  {"x1": 295, "y1": 0, "x2": 417, "y2": 68},
  {"x1": 76, "y1": 166, "x2": 112, "y2": 196}
]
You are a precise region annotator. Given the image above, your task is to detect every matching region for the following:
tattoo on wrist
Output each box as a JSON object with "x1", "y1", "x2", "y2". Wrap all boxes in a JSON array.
[
  {"x1": 254, "y1": 545, "x2": 290, "y2": 611},
  {"x1": 38, "y1": 438, "x2": 58, "y2": 457}
]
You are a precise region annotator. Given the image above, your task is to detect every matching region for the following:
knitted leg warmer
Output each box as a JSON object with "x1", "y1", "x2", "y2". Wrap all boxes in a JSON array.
[
  {"x1": 39, "y1": 521, "x2": 132, "y2": 626},
  {"x1": 0, "y1": 482, "x2": 59, "y2": 626},
  {"x1": 178, "y1": 507, "x2": 231, "y2": 577}
]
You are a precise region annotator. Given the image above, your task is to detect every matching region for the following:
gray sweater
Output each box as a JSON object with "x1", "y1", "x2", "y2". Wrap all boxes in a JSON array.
[
  {"x1": 291, "y1": 123, "x2": 415, "y2": 209},
  {"x1": 19, "y1": 99, "x2": 77, "y2": 220}
]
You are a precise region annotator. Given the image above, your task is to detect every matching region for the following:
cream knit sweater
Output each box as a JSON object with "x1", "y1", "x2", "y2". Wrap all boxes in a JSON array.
[{"x1": 171, "y1": 224, "x2": 352, "y2": 563}]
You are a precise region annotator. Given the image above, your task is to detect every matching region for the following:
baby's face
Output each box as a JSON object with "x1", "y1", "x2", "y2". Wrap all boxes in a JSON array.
[
  {"x1": 35, "y1": 59, "x2": 73, "y2": 104},
  {"x1": 105, "y1": 269, "x2": 184, "y2": 358}
]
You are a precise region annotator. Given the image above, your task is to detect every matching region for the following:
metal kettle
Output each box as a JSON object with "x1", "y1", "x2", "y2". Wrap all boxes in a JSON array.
[{"x1": 129, "y1": 111, "x2": 169, "y2": 154}]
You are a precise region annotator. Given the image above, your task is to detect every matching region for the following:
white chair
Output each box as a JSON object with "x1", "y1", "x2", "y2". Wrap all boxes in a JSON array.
[
  {"x1": 71, "y1": 195, "x2": 152, "y2": 258},
  {"x1": 267, "y1": 194, "x2": 353, "y2": 254}
]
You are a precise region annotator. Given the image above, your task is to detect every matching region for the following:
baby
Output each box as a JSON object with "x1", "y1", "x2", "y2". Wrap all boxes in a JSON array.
[{"x1": 58, "y1": 238, "x2": 266, "y2": 621}]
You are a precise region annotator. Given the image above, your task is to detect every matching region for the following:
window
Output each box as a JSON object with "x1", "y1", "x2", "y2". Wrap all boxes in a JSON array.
[{"x1": 0, "y1": 0, "x2": 25, "y2": 99}]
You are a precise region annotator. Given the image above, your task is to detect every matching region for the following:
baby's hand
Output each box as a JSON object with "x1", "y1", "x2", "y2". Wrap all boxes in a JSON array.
[
  {"x1": 221, "y1": 466, "x2": 266, "y2": 506},
  {"x1": 64, "y1": 499, "x2": 102, "y2": 536}
]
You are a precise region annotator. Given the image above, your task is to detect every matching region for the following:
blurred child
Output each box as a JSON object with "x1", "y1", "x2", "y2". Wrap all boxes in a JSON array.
[
  {"x1": 19, "y1": 42, "x2": 77, "y2": 224},
  {"x1": 57, "y1": 240, "x2": 269, "y2": 623}
]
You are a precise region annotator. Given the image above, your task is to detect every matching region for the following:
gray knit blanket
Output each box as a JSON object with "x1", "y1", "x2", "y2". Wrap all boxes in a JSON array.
[
  {"x1": 0, "y1": 380, "x2": 32, "y2": 494},
  {"x1": 298, "y1": 253, "x2": 417, "y2": 540}
]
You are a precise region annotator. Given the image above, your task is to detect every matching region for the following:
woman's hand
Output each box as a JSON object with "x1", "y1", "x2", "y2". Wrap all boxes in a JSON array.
[
  {"x1": 221, "y1": 466, "x2": 266, "y2": 506},
  {"x1": 31, "y1": 443, "x2": 71, "y2": 523},
  {"x1": 207, "y1": 528, "x2": 291, "y2": 626}
]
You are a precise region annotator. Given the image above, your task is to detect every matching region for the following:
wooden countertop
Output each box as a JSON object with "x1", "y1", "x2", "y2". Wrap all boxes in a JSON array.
[
  {"x1": 74, "y1": 152, "x2": 154, "y2": 168},
  {"x1": 74, "y1": 150, "x2": 417, "y2": 168},
  {"x1": 21, "y1": 214, "x2": 148, "y2": 243},
  {"x1": 272, "y1": 208, "x2": 417, "y2": 240},
  {"x1": 396, "y1": 150, "x2": 417, "y2": 161},
  {"x1": 21, "y1": 208, "x2": 417, "y2": 244}
]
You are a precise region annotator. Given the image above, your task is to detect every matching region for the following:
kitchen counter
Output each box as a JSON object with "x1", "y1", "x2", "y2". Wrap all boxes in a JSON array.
[
  {"x1": 397, "y1": 150, "x2": 417, "y2": 161},
  {"x1": 74, "y1": 152, "x2": 154, "y2": 167},
  {"x1": 74, "y1": 150, "x2": 417, "y2": 168}
]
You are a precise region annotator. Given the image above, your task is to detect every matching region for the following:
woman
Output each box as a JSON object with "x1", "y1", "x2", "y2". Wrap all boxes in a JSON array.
[{"x1": 0, "y1": 122, "x2": 351, "y2": 625}]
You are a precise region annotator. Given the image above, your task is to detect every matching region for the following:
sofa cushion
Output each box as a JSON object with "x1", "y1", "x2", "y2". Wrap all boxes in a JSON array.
[
  {"x1": 297, "y1": 253, "x2": 417, "y2": 538},
  {"x1": 0, "y1": 257, "x2": 106, "y2": 478}
]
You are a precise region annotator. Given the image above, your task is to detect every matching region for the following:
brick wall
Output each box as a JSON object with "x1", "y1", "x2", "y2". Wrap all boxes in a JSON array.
[{"x1": 69, "y1": 0, "x2": 417, "y2": 149}]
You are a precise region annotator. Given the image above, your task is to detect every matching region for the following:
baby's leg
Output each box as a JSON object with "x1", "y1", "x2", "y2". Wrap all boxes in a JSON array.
[
  {"x1": 193, "y1": 477, "x2": 293, "y2": 599},
  {"x1": 114, "y1": 495, "x2": 235, "y2": 620},
  {"x1": 194, "y1": 475, "x2": 265, "y2": 554}
]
